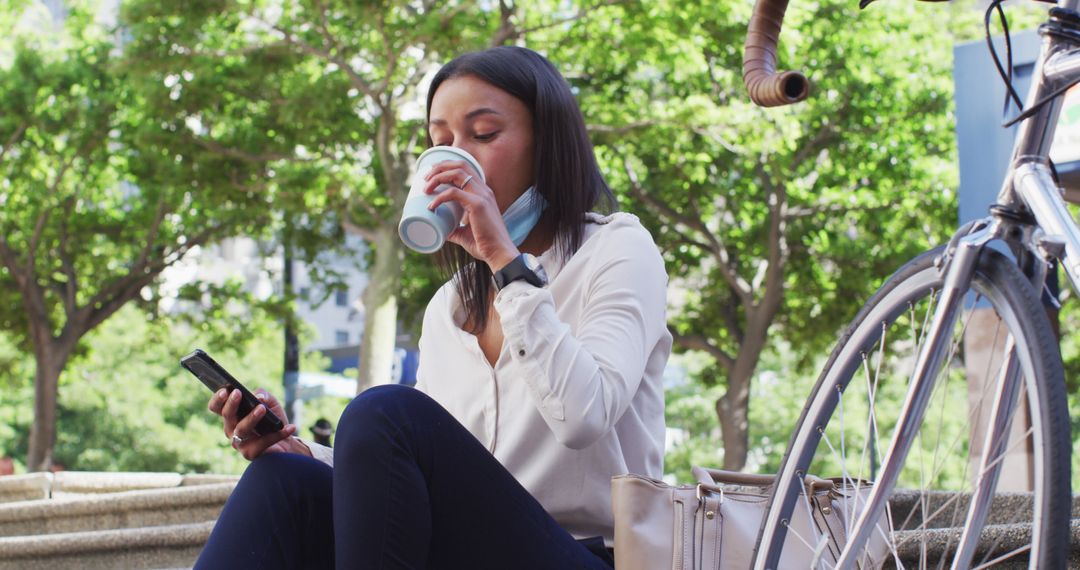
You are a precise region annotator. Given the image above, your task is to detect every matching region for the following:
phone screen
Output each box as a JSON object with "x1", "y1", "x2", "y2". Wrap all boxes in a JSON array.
[{"x1": 180, "y1": 349, "x2": 285, "y2": 435}]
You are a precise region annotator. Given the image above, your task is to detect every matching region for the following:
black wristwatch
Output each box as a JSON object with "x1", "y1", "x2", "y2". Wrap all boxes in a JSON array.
[{"x1": 493, "y1": 253, "x2": 548, "y2": 290}]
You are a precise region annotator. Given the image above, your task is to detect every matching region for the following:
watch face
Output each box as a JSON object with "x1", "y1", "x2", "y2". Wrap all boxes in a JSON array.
[
  {"x1": 522, "y1": 254, "x2": 549, "y2": 285},
  {"x1": 522, "y1": 253, "x2": 541, "y2": 271}
]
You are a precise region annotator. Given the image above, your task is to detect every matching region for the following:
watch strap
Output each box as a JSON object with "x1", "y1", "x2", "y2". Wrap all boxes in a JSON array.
[{"x1": 494, "y1": 254, "x2": 544, "y2": 290}]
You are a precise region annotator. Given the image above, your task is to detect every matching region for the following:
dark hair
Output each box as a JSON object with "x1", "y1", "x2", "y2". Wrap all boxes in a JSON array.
[{"x1": 426, "y1": 46, "x2": 615, "y2": 333}]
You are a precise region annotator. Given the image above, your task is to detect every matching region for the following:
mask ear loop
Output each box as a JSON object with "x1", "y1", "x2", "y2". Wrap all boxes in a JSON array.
[{"x1": 503, "y1": 186, "x2": 548, "y2": 246}]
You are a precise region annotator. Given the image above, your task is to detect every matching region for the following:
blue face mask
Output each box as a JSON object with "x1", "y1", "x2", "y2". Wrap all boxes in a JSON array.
[{"x1": 502, "y1": 186, "x2": 547, "y2": 246}]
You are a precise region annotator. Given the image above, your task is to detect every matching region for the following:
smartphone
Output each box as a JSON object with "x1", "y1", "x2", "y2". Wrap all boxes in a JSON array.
[{"x1": 180, "y1": 348, "x2": 285, "y2": 436}]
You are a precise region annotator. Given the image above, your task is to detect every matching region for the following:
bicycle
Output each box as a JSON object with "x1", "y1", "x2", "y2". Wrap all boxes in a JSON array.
[{"x1": 742, "y1": 0, "x2": 1076, "y2": 568}]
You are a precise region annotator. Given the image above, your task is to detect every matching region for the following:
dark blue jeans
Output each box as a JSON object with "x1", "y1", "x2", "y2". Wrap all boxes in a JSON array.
[{"x1": 195, "y1": 384, "x2": 615, "y2": 569}]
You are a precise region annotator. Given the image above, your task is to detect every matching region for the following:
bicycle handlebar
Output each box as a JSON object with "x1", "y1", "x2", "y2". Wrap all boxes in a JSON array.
[{"x1": 744, "y1": 0, "x2": 810, "y2": 107}]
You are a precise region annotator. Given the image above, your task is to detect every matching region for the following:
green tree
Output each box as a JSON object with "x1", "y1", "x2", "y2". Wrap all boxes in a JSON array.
[
  {"x1": 0, "y1": 303, "x2": 348, "y2": 475},
  {"x1": 0, "y1": 3, "x2": 346, "y2": 471},
  {"x1": 0, "y1": 27, "x2": 218, "y2": 470},
  {"x1": 536, "y1": 0, "x2": 964, "y2": 469},
  {"x1": 120, "y1": 0, "x2": 628, "y2": 393}
]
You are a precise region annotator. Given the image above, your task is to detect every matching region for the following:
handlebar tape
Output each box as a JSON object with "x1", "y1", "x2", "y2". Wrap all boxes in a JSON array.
[{"x1": 743, "y1": 0, "x2": 810, "y2": 107}]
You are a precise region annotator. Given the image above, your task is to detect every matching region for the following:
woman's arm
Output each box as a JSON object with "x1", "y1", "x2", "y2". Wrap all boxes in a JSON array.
[
  {"x1": 295, "y1": 438, "x2": 334, "y2": 466},
  {"x1": 495, "y1": 218, "x2": 670, "y2": 449}
]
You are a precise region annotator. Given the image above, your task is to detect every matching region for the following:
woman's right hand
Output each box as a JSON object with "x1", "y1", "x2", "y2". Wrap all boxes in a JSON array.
[
  {"x1": 207, "y1": 388, "x2": 304, "y2": 461},
  {"x1": 423, "y1": 160, "x2": 521, "y2": 272}
]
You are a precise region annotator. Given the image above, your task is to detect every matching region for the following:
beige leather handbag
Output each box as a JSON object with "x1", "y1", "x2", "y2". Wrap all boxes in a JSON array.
[{"x1": 611, "y1": 466, "x2": 890, "y2": 569}]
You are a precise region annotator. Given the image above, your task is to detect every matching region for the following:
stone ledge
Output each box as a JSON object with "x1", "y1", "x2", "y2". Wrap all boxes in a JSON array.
[
  {"x1": 0, "y1": 474, "x2": 51, "y2": 504},
  {"x1": 0, "y1": 482, "x2": 235, "y2": 537},
  {"x1": 0, "y1": 520, "x2": 214, "y2": 570},
  {"x1": 180, "y1": 474, "x2": 240, "y2": 486},
  {"x1": 0, "y1": 471, "x2": 239, "y2": 504},
  {"x1": 52, "y1": 471, "x2": 184, "y2": 496},
  {"x1": 889, "y1": 490, "x2": 1080, "y2": 528},
  {"x1": 893, "y1": 518, "x2": 1080, "y2": 568}
]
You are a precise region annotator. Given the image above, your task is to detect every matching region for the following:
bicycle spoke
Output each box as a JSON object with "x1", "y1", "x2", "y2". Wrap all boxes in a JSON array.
[
  {"x1": 760, "y1": 248, "x2": 1068, "y2": 570},
  {"x1": 777, "y1": 493, "x2": 830, "y2": 566},
  {"x1": 967, "y1": 424, "x2": 1037, "y2": 567},
  {"x1": 894, "y1": 420, "x2": 1036, "y2": 559},
  {"x1": 972, "y1": 543, "x2": 1032, "y2": 570}
]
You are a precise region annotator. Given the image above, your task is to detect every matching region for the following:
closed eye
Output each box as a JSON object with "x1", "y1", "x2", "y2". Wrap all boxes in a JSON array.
[{"x1": 474, "y1": 132, "x2": 498, "y2": 141}]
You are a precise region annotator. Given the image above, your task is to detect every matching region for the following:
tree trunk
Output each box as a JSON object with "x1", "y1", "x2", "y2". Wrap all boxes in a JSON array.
[
  {"x1": 356, "y1": 227, "x2": 405, "y2": 393},
  {"x1": 27, "y1": 348, "x2": 67, "y2": 472},
  {"x1": 715, "y1": 311, "x2": 775, "y2": 471},
  {"x1": 716, "y1": 390, "x2": 749, "y2": 471}
]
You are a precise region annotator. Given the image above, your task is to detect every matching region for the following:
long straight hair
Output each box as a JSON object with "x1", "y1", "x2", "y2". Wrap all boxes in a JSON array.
[{"x1": 425, "y1": 46, "x2": 615, "y2": 333}]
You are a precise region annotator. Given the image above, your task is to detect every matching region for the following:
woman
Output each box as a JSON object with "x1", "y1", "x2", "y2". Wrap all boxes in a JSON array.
[{"x1": 197, "y1": 45, "x2": 671, "y2": 569}]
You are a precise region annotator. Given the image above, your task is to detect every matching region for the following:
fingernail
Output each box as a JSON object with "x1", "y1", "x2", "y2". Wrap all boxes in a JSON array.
[
  {"x1": 255, "y1": 405, "x2": 265, "y2": 416},
  {"x1": 217, "y1": 389, "x2": 226, "y2": 398},
  {"x1": 256, "y1": 392, "x2": 266, "y2": 400}
]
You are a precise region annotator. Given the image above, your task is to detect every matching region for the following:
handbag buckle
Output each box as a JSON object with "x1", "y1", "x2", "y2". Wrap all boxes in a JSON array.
[{"x1": 696, "y1": 483, "x2": 723, "y2": 503}]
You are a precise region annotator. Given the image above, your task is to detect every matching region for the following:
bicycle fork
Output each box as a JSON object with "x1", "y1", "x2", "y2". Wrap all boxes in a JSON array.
[{"x1": 835, "y1": 220, "x2": 1028, "y2": 570}]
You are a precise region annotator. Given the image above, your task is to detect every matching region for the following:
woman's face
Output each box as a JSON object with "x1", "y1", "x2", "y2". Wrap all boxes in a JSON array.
[{"x1": 427, "y1": 75, "x2": 535, "y2": 213}]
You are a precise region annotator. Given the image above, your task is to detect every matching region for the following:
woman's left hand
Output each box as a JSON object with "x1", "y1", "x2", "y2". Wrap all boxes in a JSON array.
[
  {"x1": 423, "y1": 159, "x2": 519, "y2": 271},
  {"x1": 211, "y1": 388, "x2": 308, "y2": 461}
]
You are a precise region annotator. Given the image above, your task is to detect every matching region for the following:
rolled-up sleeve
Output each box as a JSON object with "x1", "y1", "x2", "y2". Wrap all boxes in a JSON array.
[
  {"x1": 495, "y1": 223, "x2": 668, "y2": 449},
  {"x1": 297, "y1": 438, "x2": 335, "y2": 467}
]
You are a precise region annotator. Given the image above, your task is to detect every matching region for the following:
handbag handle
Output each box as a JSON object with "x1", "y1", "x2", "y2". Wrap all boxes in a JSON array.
[{"x1": 692, "y1": 466, "x2": 836, "y2": 494}]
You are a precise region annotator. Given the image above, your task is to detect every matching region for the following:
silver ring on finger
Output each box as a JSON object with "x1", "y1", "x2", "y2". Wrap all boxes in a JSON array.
[
  {"x1": 460, "y1": 174, "x2": 474, "y2": 190},
  {"x1": 231, "y1": 434, "x2": 244, "y2": 446}
]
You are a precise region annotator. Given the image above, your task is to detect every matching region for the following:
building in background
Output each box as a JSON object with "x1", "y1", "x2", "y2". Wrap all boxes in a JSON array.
[
  {"x1": 160, "y1": 232, "x2": 419, "y2": 398},
  {"x1": 291, "y1": 235, "x2": 369, "y2": 353}
]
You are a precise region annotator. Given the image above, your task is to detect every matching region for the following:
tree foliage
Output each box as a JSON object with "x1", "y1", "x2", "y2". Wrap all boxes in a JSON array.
[
  {"x1": 7, "y1": 0, "x2": 1069, "y2": 481},
  {"x1": 0, "y1": 2, "x2": 348, "y2": 470},
  {"x1": 117, "y1": 0, "x2": 600, "y2": 392},
  {"x1": 526, "y1": 0, "x2": 968, "y2": 469},
  {"x1": 0, "y1": 304, "x2": 346, "y2": 474}
]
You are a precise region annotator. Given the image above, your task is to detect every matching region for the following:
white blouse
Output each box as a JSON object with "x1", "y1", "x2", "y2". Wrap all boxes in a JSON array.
[{"x1": 306, "y1": 212, "x2": 671, "y2": 546}]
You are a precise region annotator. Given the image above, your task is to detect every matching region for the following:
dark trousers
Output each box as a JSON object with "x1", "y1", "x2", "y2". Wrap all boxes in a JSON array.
[{"x1": 195, "y1": 384, "x2": 615, "y2": 570}]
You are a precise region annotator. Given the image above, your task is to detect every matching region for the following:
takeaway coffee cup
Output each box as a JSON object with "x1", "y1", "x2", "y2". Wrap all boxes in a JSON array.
[{"x1": 398, "y1": 146, "x2": 486, "y2": 254}]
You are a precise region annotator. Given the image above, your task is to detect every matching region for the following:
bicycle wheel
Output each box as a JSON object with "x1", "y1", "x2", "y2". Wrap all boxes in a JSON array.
[{"x1": 756, "y1": 246, "x2": 1071, "y2": 569}]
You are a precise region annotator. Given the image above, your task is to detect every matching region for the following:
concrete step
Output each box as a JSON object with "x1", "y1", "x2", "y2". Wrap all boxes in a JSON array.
[
  {"x1": 0, "y1": 474, "x2": 51, "y2": 503},
  {"x1": 888, "y1": 489, "x2": 1080, "y2": 529},
  {"x1": 52, "y1": 471, "x2": 185, "y2": 498},
  {"x1": 0, "y1": 471, "x2": 239, "y2": 504},
  {"x1": 0, "y1": 520, "x2": 215, "y2": 570},
  {"x1": 0, "y1": 471, "x2": 240, "y2": 569},
  {"x1": 0, "y1": 472, "x2": 1070, "y2": 569},
  {"x1": 0, "y1": 482, "x2": 235, "y2": 537},
  {"x1": 890, "y1": 517, "x2": 1080, "y2": 568}
]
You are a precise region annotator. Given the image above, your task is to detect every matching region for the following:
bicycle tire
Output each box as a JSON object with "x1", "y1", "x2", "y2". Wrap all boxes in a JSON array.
[{"x1": 755, "y1": 245, "x2": 1071, "y2": 569}]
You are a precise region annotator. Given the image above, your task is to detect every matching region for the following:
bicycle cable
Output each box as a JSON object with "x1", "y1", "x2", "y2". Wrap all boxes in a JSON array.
[
  {"x1": 985, "y1": 0, "x2": 1024, "y2": 114},
  {"x1": 984, "y1": 0, "x2": 1066, "y2": 181},
  {"x1": 1002, "y1": 78, "x2": 1080, "y2": 128}
]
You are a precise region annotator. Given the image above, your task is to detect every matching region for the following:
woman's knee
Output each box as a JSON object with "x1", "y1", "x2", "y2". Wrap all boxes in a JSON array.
[
  {"x1": 239, "y1": 452, "x2": 331, "y2": 496},
  {"x1": 336, "y1": 385, "x2": 435, "y2": 449}
]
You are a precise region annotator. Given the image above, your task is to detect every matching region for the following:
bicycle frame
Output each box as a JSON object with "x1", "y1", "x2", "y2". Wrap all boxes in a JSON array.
[
  {"x1": 837, "y1": 5, "x2": 1080, "y2": 568},
  {"x1": 755, "y1": 3, "x2": 1080, "y2": 569},
  {"x1": 1007, "y1": 1, "x2": 1080, "y2": 291}
]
